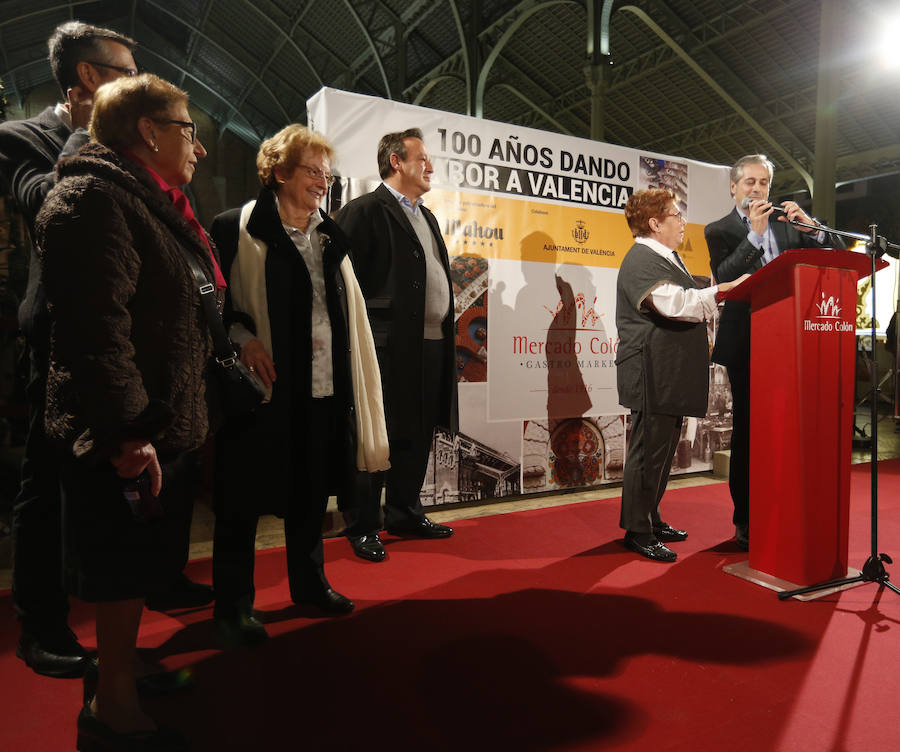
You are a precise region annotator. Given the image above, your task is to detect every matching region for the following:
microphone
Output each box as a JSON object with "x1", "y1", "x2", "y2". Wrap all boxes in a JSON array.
[{"x1": 740, "y1": 196, "x2": 786, "y2": 214}]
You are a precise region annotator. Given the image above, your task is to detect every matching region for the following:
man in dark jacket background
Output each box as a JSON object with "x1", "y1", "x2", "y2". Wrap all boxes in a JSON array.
[{"x1": 336, "y1": 128, "x2": 457, "y2": 562}]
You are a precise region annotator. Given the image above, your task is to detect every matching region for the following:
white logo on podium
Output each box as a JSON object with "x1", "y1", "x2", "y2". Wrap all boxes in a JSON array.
[
  {"x1": 816, "y1": 293, "x2": 841, "y2": 319},
  {"x1": 804, "y1": 292, "x2": 852, "y2": 333}
]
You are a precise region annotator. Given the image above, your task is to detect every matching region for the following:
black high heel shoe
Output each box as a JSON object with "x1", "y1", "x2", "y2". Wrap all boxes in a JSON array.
[{"x1": 76, "y1": 704, "x2": 189, "y2": 751}]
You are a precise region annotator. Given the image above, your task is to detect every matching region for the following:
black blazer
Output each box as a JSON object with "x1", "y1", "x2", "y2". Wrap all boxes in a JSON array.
[
  {"x1": 705, "y1": 207, "x2": 842, "y2": 369},
  {"x1": 0, "y1": 106, "x2": 90, "y2": 347},
  {"x1": 336, "y1": 183, "x2": 458, "y2": 440}
]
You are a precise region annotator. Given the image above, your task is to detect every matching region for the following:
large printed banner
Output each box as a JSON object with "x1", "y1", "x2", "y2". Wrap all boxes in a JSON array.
[{"x1": 309, "y1": 88, "x2": 735, "y2": 505}]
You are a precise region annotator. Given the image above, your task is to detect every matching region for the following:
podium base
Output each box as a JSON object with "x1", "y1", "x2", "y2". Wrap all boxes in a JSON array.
[{"x1": 722, "y1": 561, "x2": 862, "y2": 601}]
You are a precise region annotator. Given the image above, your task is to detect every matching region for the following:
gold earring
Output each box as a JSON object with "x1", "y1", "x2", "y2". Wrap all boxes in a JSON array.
[{"x1": 151, "y1": 142, "x2": 158, "y2": 152}]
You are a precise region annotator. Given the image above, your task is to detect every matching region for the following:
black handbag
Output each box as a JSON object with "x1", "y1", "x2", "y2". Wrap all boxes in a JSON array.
[{"x1": 184, "y1": 252, "x2": 266, "y2": 417}]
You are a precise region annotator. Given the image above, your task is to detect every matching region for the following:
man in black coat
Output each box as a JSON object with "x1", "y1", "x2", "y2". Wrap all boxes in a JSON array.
[
  {"x1": 336, "y1": 128, "x2": 457, "y2": 561},
  {"x1": 706, "y1": 154, "x2": 845, "y2": 550},
  {"x1": 0, "y1": 21, "x2": 211, "y2": 678}
]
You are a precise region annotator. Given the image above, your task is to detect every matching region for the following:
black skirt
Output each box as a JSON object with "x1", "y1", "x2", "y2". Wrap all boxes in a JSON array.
[{"x1": 59, "y1": 450, "x2": 198, "y2": 602}]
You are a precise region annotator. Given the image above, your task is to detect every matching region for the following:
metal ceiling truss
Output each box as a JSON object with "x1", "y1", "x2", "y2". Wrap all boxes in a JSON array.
[
  {"x1": 339, "y1": 0, "x2": 394, "y2": 97},
  {"x1": 614, "y1": 4, "x2": 814, "y2": 191},
  {"x1": 143, "y1": 0, "x2": 290, "y2": 122},
  {"x1": 609, "y1": 0, "x2": 810, "y2": 85},
  {"x1": 404, "y1": 0, "x2": 552, "y2": 108},
  {"x1": 474, "y1": 0, "x2": 580, "y2": 118},
  {"x1": 137, "y1": 45, "x2": 263, "y2": 144},
  {"x1": 178, "y1": 0, "x2": 214, "y2": 90},
  {"x1": 345, "y1": 0, "x2": 445, "y2": 98},
  {"x1": 220, "y1": 0, "x2": 328, "y2": 135}
]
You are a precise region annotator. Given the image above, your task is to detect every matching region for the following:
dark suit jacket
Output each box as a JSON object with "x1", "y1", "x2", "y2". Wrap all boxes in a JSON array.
[
  {"x1": 336, "y1": 183, "x2": 458, "y2": 442},
  {"x1": 0, "y1": 106, "x2": 89, "y2": 347},
  {"x1": 706, "y1": 207, "x2": 841, "y2": 369}
]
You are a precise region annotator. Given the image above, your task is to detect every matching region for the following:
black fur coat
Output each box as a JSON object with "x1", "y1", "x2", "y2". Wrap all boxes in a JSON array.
[{"x1": 36, "y1": 143, "x2": 216, "y2": 461}]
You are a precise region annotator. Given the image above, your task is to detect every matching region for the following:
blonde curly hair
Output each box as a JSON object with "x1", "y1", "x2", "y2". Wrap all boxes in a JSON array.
[{"x1": 256, "y1": 124, "x2": 334, "y2": 188}]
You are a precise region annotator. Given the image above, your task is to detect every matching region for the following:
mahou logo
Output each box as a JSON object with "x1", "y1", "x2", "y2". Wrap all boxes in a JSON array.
[{"x1": 816, "y1": 292, "x2": 841, "y2": 319}]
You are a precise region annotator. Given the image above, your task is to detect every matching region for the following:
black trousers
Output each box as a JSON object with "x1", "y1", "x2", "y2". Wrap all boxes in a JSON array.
[
  {"x1": 11, "y1": 353, "x2": 68, "y2": 635},
  {"x1": 343, "y1": 339, "x2": 446, "y2": 536},
  {"x1": 213, "y1": 397, "x2": 338, "y2": 615},
  {"x1": 619, "y1": 411, "x2": 683, "y2": 535},
  {"x1": 726, "y1": 364, "x2": 750, "y2": 526}
]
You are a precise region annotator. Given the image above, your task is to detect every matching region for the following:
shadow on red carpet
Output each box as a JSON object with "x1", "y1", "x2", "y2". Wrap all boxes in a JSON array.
[{"x1": 3, "y1": 460, "x2": 900, "y2": 751}]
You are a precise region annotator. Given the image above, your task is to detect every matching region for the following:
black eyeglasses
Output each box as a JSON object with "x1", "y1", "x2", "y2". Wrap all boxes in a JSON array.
[
  {"x1": 298, "y1": 164, "x2": 335, "y2": 187},
  {"x1": 84, "y1": 60, "x2": 138, "y2": 77},
  {"x1": 152, "y1": 119, "x2": 197, "y2": 144}
]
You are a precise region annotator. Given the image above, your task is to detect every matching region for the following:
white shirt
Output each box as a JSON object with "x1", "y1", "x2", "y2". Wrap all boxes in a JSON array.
[
  {"x1": 281, "y1": 208, "x2": 335, "y2": 398},
  {"x1": 635, "y1": 236, "x2": 719, "y2": 323}
]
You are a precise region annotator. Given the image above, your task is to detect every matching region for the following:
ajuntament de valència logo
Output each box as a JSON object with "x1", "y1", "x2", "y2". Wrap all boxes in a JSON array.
[
  {"x1": 804, "y1": 292, "x2": 853, "y2": 332},
  {"x1": 571, "y1": 220, "x2": 590, "y2": 245}
]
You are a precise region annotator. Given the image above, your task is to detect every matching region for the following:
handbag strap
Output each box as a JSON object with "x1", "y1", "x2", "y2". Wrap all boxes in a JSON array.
[{"x1": 183, "y1": 251, "x2": 237, "y2": 367}]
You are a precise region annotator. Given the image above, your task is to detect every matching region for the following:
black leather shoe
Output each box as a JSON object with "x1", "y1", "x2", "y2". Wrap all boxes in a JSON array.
[
  {"x1": 734, "y1": 523, "x2": 750, "y2": 552},
  {"x1": 17, "y1": 629, "x2": 93, "y2": 678},
  {"x1": 215, "y1": 612, "x2": 268, "y2": 648},
  {"x1": 83, "y1": 663, "x2": 194, "y2": 704},
  {"x1": 145, "y1": 575, "x2": 214, "y2": 611},
  {"x1": 386, "y1": 517, "x2": 454, "y2": 539},
  {"x1": 653, "y1": 523, "x2": 688, "y2": 542},
  {"x1": 76, "y1": 703, "x2": 188, "y2": 752},
  {"x1": 624, "y1": 535, "x2": 677, "y2": 562},
  {"x1": 293, "y1": 588, "x2": 355, "y2": 614},
  {"x1": 349, "y1": 533, "x2": 386, "y2": 562}
]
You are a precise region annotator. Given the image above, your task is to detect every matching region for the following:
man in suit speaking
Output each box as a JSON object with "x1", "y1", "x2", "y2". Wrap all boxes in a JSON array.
[
  {"x1": 336, "y1": 128, "x2": 457, "y2": 562},
  {"x1": 706, "y1": 154, "x2": 845, "y2": 550}
]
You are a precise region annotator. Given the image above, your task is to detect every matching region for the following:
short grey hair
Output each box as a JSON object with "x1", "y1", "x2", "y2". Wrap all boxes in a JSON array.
[{"x1": 730, "y1": 154, "x2": 774, "y2": 185}]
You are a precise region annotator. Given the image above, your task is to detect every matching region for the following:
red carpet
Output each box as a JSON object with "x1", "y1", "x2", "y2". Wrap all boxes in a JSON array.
[{"x1": 3, "y1": 462, "x2": 900, "y2": 751}]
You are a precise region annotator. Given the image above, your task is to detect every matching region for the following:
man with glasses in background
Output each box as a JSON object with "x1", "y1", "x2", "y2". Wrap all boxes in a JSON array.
[
  {"x1": 336, "y1": 128, "x2": 457, "y2": 563},
  {"x1": 0, "y1": 20, "x2": 210, "y2": 679},
  {"x1": 705, "y1": 154, "x2": 844, "y2": 551}
]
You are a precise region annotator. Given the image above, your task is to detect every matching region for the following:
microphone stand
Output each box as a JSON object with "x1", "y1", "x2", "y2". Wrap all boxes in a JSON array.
[{"x1": 779, "y1": 222, "x2": 900, "y2": 600}]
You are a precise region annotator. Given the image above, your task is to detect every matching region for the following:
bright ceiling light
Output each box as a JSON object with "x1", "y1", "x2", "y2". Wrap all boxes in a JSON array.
[{"x1": 879, "y1": 16, "x2": 900, "y2": 70}]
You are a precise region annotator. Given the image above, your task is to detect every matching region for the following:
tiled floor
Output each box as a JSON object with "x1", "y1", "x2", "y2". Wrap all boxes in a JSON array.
[{"x1": 2, "y1": 412, "x2": 899, "y2": 590}]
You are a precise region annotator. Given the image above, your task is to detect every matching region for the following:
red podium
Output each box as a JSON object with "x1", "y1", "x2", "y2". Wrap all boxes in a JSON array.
[{"x1": 722, "y1": 249, "x2": 884, "y2": 587}]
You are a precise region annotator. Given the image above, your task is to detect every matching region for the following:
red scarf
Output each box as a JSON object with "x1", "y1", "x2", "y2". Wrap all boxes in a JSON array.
[{"x1": 123, "y1": 152, "x2": 226, "y2": 289}]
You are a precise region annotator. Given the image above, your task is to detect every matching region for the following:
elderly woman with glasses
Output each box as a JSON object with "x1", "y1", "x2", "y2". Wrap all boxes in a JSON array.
[
  {"x1": 210, "y1": 124, "x2": 388, "y2": 646},
  {"x1": 35, "y1": 73, "x2": 215, "y2": 751},
  {"x1": 615, "y1": 188, "x2": 747, "y2": 564}
]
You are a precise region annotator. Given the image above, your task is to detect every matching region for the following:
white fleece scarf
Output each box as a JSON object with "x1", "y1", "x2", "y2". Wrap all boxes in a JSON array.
[{"x1": 235, "y1": 199, "x2": 390, "y2": 472}]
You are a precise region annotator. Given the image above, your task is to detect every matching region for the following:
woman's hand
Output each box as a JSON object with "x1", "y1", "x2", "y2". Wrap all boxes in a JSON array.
[
  {"x1": 111, "y1": 440, "x2": 162, "y2": 496},
  {"x1": 717, "y1": 274, "x2": 752, "y2": 294},
  {"x1": 240, "y1": 338, "x2": 276, "y2": 389}
]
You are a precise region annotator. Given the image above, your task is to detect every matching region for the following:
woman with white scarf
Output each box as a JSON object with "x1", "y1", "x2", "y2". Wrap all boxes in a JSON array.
[{"x1": 210, "y1": 125, "x2": 388, "y2": 646}]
